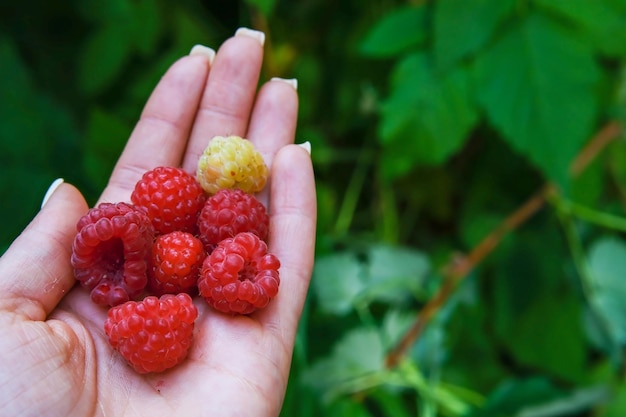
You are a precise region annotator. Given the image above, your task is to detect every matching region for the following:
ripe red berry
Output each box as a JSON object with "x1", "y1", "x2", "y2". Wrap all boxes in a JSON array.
[
  {"x1": 149, "y1": 231, "x2": 205, "y2": 296},
  {"x1": 71, "y1": 202, "x2": 154, "y2": 307},
  {"x1": 104, "y1": 293, "x2": 198, "y2": 374},
  {"x1": 198, "y1": 232, "x2": 280, "y2": 315},
  {"x1": 197, "y1": 188, "x2": 269, "y2": 252},
  {"x1": 131, "y1": 166, "x2": 206, "y2": 235}
]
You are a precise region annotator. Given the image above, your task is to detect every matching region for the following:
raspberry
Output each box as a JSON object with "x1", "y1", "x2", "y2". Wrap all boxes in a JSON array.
[
  {"x1": 196, "y1": 135, "x2": 268, "y2": 195},
  {"x1": 149, "y1": 231, "x2": 205, "y2": 296},
  {"x1": 71, "y1": 202, "x2": 154, "y2": 307},
  {"x1": 131, "y1": 166, "x2": 206, "y2": 235},
  {"x1": 198, "y1": 232, "x2": 280, "y2": 315},
  {"x1": 104, "y1": 293, "x2": 198, "y2": 374},
  {"x1": 197, "y1": 189, "x2": 269, "y2": 252}
]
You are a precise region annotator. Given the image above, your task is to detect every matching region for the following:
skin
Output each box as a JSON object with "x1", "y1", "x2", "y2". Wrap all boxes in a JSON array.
[{"x1": 0, "y1": 32, "x2": 316, "y2": 417}]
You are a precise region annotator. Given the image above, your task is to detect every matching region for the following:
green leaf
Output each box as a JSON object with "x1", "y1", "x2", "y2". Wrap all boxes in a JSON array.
[
  {"x1": 360, "y1": 244, "x2": 430, "y2": 304},
  {"x1": 370, "y1": 390, "x2": 414, "y2": 417},
  {"x1": 571, "y1": 156, "x2": 604, "y2": 207},
  {"x1": 602, "y1": 382, "x2": 626, "y2": 417},
  {"x1": 587, "y1": 237, "x2": 626, "y2": 346},
  {"x1": 128, "y1": 50, "x2": 182, "y2": 104},
  {"x1": 379, "y1": 53, "x2": 478, "y2": 179},
  {"x1": 302, "y1": 328, "x2": 385, "y2": 401},
  {"x1": 433, "y1": 0, "x2": 516, "y2": 69},
  {"x1": 76, "y1": 0, "x2": 133, "y2": 22},
  {"x1": 475, "y1": 14, "x2": 600, "y2": 187},
  {"x1": 490, "y1": 227, "x2": 576, "y2": 371},
  {"x1": 0, "y1": 167, "x2": 52, "y2": 248},
  {"x1": 324, "y1": 399, "x2": 373, "y2": 417},
  {"x1": 411, "y1": 320, "x2": 447, "y2": 373},
  {"x1": 169, "y1": 6, "x2": 217, "y2": 57},
  {"x1": 0, "y1": 37, "x2": 80, "y2": 246},
  {"x1": 506, "y1": 295, "x2": 586, "y2": 381},
  {"x1": 615, "y1": 63, "x2": 626, "y2": 125},
  {"x1": 83, "y1": 108, "x2": 131, "y2": 191},
  {"x1": 312, "y1": 244, "x2": 430, "y2": 315},
  {"x1": 312, "y1": 252, "x2": 365, "y2": 315},
  {"x1": 444, "y1": 294, "x2": 506, "y2": 392},
  {"x1": 517, "y1": 385, "x2": 609, "y2": 417},
  {"x1": 534, "y1": 0, "x2": 626, "y2": 57},
  {"x1": 0, "y1": 38, "x2": 49, "y2": 163},
  {"x1": 607, "y1": 137, "x2": 626, "y2": 199},
  {"x1": 243, "y1": 0, "x2": 277, "y2": 16},
  {"x1": 380, "y1": 309, "x2": 415, "y2": 350},
  {"x1": 0, "y1": 38, "x2": 79, "y2": 167},
  {"x1": 360, "y1": 6, "x2": 428, "y2": 58},
  {"x1": 460, "y1": 211, "x2": 503, "y2": 249},
  {"x1": 77, "y1": 23, "x2": 134, "y2": 95},
  {"x1": 470, "y1": 378, "x2": 564, "y2": 417},
  {"x1": 129, "y1": 0, "x2": 163, "y2": 57}
]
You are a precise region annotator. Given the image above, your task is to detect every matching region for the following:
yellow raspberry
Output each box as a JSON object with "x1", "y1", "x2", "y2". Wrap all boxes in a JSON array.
[{"x1": 196, "y1": 135, "x2": 268, "y2": 195}]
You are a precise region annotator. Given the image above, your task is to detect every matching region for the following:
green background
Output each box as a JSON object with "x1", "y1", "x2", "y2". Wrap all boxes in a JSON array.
[{"x1": 4, "y1": 0, "x2": 626, "y2": 415}]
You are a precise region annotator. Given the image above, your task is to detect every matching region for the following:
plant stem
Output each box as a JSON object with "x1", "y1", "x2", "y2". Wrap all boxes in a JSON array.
[
  {"x1": 334, "y1": 145, "x2": 372, "y2": 235},
  {"x1": 386, "y1": 185, "x2": 551, "y2": 367},
  {"x1": 554, "y1": 205, "x2": 596, "y2": 305},
  {"x1": 384, "y1": 121, "x2": 622, "y2": 368},
  {"x1": 551, "y1": 196, "x2": 619, "y2": 356},
  {"x1": 570, "y1": 121, "x2": 623, "y2": 176},
  {"x1": 558, "y1": 199, "x2": 626, "y2": 233}
]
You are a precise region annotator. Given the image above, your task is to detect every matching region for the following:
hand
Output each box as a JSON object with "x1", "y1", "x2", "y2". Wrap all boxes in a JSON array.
[{"x1": 0, "y1": 28, "x2": 316, "y2": 417}]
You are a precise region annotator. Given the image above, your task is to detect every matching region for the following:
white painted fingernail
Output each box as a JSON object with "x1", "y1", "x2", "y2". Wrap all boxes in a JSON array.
[
  {"x1": 235, "y1": 27, "x2": 265, "y2": 46},
  {"x1": 41, "y1": 178, "x2": 64, "y2": 209},
  {"x1": 297, "y1": 141, "x2": 311, "y2": 155},
  {"x1": 271, "y1": 77, "x2": 298, "y2": 91},
  {"x1": 189, "y1": 44, "x2": 216, "y2": 64}
]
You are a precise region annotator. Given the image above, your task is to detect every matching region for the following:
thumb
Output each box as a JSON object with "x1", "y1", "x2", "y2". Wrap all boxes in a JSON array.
[{"x1": 0, "y1": 180, "x2": 89, "y2": 320}]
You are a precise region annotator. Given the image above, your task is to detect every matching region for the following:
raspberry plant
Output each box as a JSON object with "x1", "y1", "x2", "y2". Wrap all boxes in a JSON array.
[{"x1": 7, "y1": 0, "x2": 626, "y2": 415}]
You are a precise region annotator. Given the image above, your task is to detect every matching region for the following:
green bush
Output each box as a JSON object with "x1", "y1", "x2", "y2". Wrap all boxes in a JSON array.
[{"x1": 3, "y1": 0, "x2": 626, "y2": 415}]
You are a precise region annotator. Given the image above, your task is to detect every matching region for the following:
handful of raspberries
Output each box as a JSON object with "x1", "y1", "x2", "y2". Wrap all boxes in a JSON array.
[{"x1": 70, "y1": 135, "x2": 280, "y2": 374}]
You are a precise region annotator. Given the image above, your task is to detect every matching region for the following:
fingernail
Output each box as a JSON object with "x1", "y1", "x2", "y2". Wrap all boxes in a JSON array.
[
  {"x1": 235, "y1": 27, "x2": 265, "y2": 46},
  {"x1": 189, "y1": 44, "x2": 216, "y2": 64},
  {"x1": 271, "y1": 77, "x2": 298, "y2": 91},
  {"x1": 41, "y1": 178, "x2": 64, "y2": 209},
  {"x1": 297, "y1": 141, "x2": 311, "y2": 155}
]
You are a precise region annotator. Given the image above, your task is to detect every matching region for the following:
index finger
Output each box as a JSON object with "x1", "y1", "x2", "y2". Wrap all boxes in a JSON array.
[
  {"x1": 98, "y1": 53, "x2": 211, "y2": 205},
  {"x1": 182, "y1": 29, "x2": 265, "y2": 172}
]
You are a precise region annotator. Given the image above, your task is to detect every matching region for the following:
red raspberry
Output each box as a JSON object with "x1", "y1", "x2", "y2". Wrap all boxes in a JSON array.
[
  {"x1": 71, "y1": 202, "x2": 154, "y2": 307},
  {"x1": 131, "y1": 166, "x2": 206, "y2": 235},
  {"x1": 104, "y1": 293, "x2": 198, "y2": 374},
  {"x1": 197, "y1": 188, "x2": 269, "y2": 252},
  {"x1": 198, "y1": 232, "x2": 280, "y2": 315},
  {"x1": 148, "y1": 231, "x2": 205, "y2": 296}
]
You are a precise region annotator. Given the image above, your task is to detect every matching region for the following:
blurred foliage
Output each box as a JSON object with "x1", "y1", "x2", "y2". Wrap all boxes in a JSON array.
[{"x1": 4, "y1": 0, "x2": 626, "y2": 415}]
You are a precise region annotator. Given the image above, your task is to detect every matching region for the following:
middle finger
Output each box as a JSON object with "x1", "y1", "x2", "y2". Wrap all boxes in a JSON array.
[{"x1": 182, "y1": 28, "x2": 265, "y2": 173}]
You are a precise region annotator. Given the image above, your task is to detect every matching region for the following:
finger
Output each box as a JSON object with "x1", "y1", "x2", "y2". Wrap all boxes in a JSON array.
[
  {"x1": 246, "y1": 78, "x2": 299, "y2": 206},
  {"x1": 182, "y1": 29, "x2": 265, "y2": 172},
  {"x1": 258, "y1": 145, "x2": 317, "y2": 341},
  {"x1": 99, "y1": 53, "x2": 212, "y2": 205},
  {"x1": 247, "y1": 78, "x2": 299, "y2": 167},
  {"x1": 0, "y1": 182, "x2": 88, "y2": 320}
]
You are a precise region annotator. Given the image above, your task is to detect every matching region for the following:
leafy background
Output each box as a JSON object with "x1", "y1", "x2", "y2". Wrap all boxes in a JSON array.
[{"x1": 3, "y1": 0, "x2": 626, "y2": 415}]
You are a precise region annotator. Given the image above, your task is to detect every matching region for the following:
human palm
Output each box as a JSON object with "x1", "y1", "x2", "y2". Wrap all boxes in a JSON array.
[{"x1": 0, "y1": 31, "x2": 316, "y2": 417}]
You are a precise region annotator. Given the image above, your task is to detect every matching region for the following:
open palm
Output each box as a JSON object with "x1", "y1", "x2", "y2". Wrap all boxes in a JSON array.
[{"x1": 0, "y1": 30, "x2": 316, "y2": 417}]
